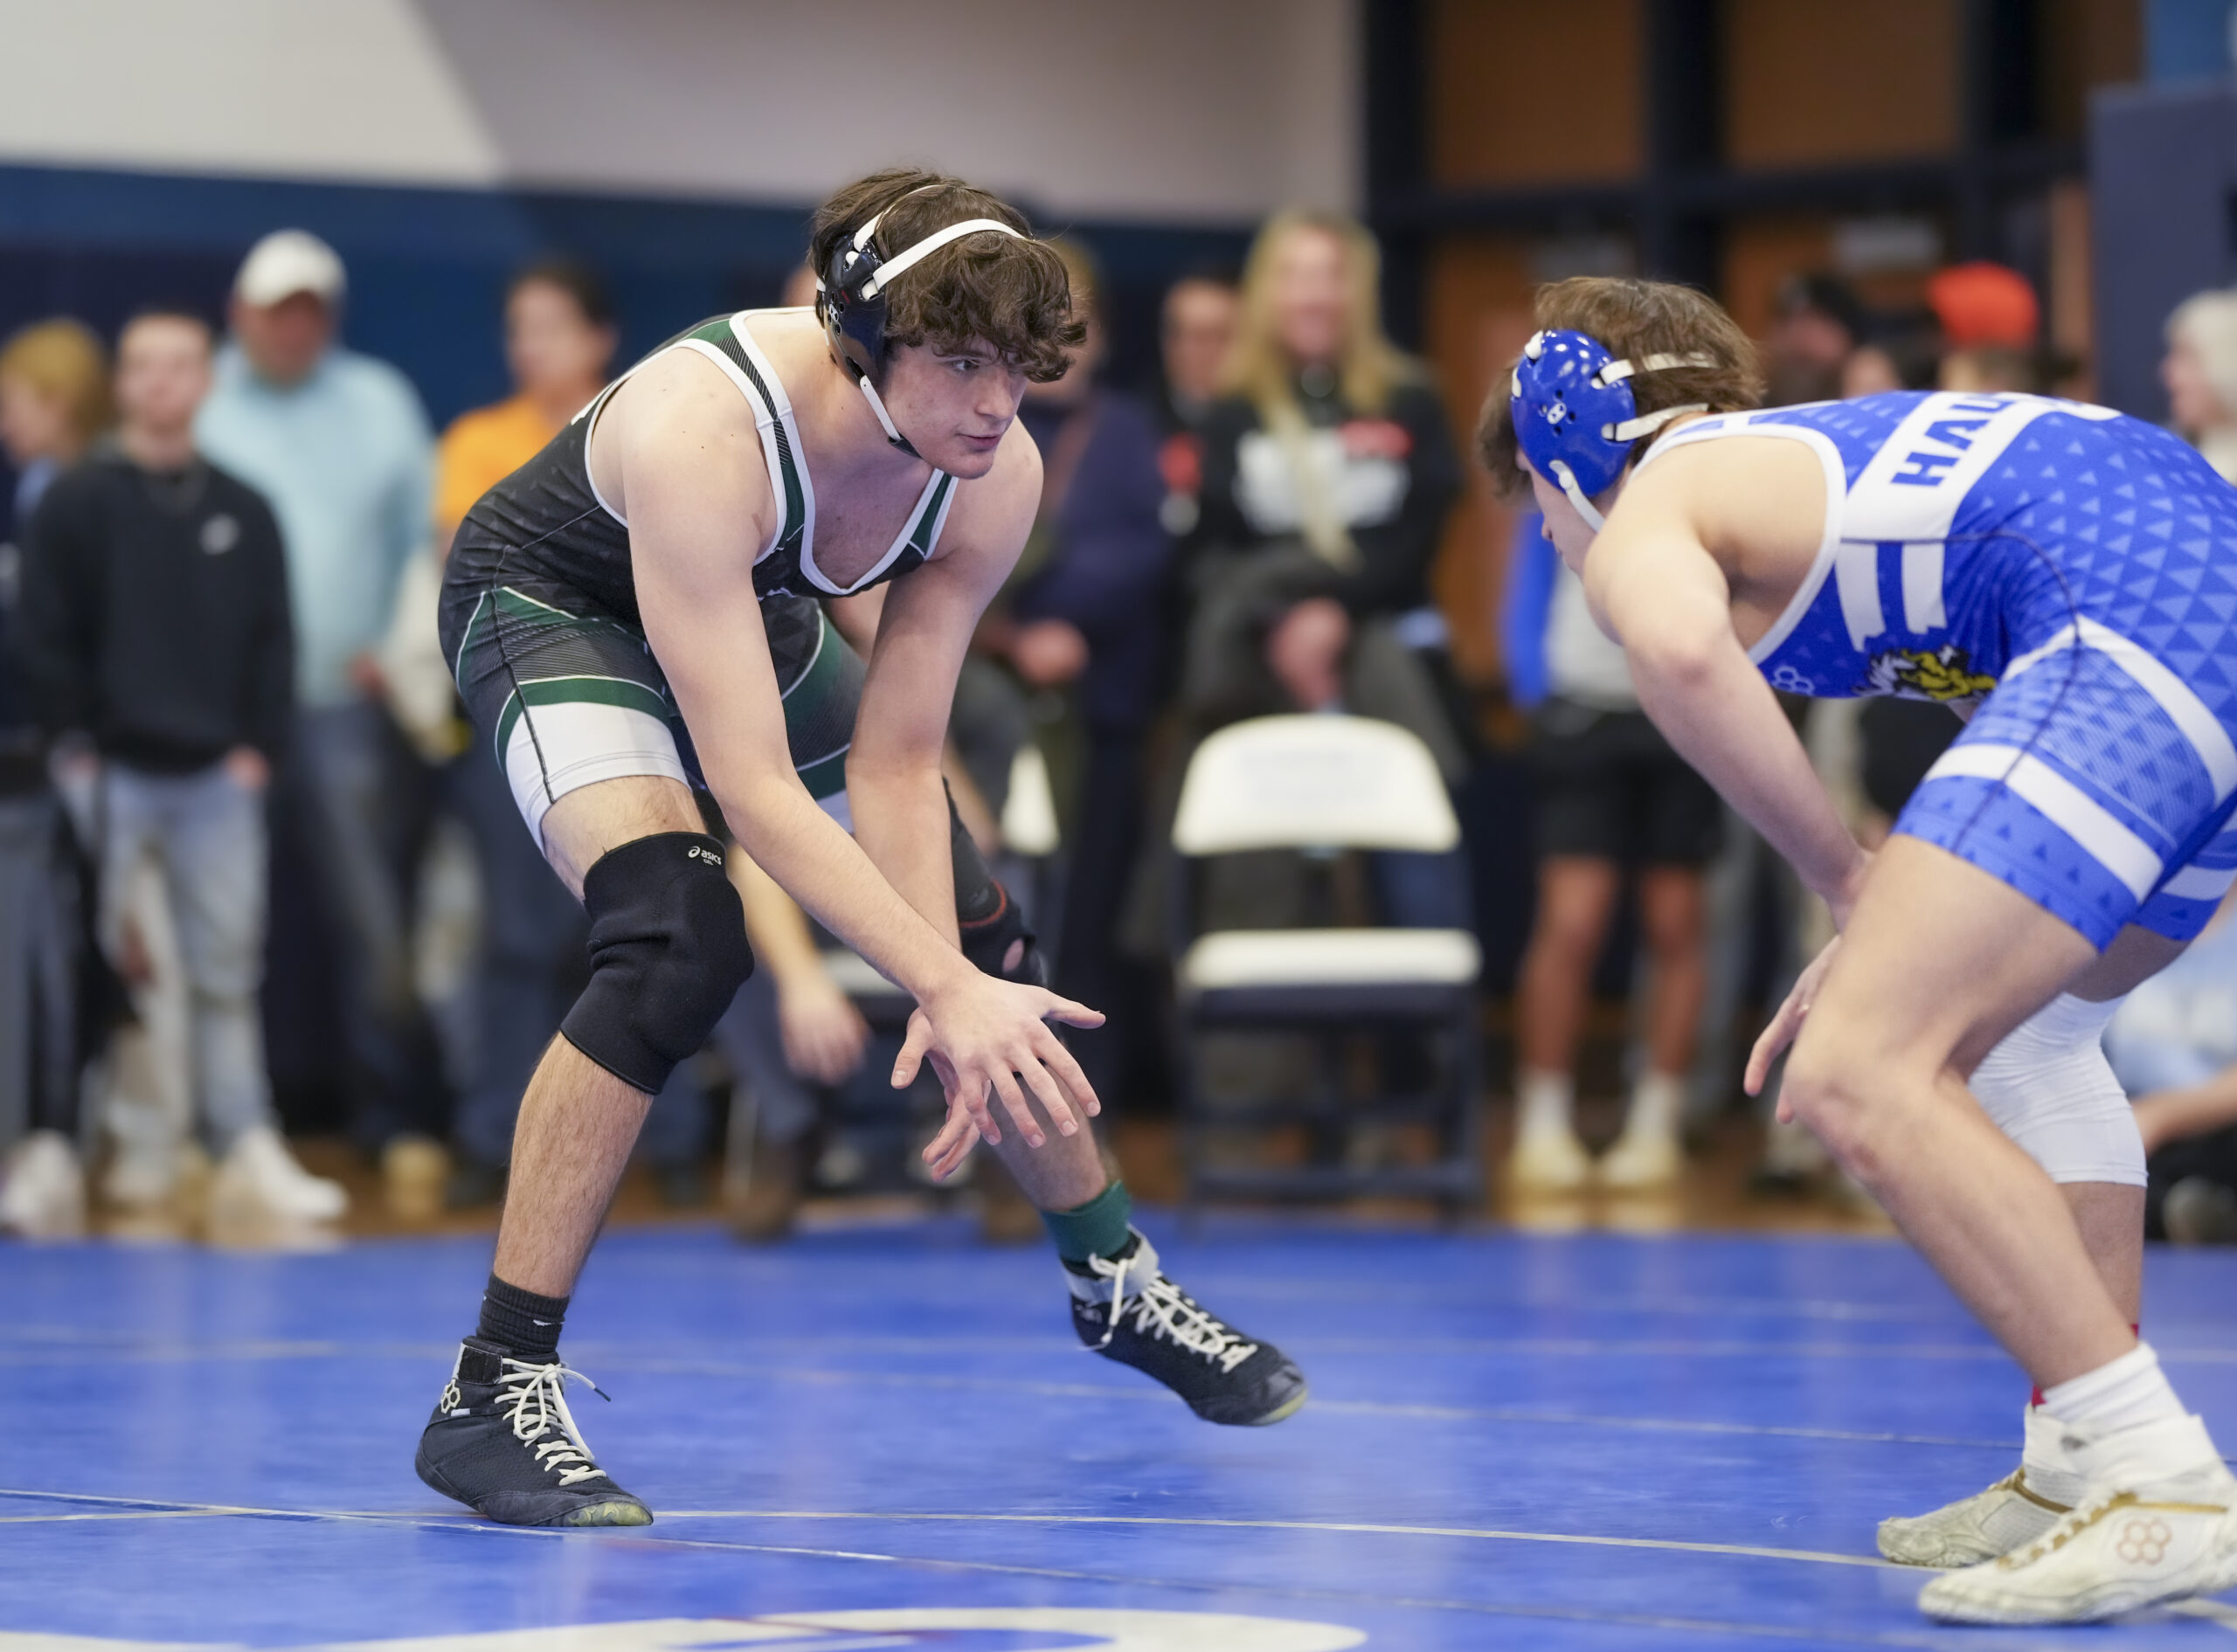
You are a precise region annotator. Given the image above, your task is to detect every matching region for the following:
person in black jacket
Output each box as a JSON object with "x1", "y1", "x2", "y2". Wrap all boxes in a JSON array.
[
  {"x1": 1187, "y1": 211, "x2": 1466, "y2": 775},
  {"x1": 18, "y1": 308, "x2": 345, "y2": 1225},
  {"x1": 1181, "y1": 211, "x2": 1470, "y2": 930}
]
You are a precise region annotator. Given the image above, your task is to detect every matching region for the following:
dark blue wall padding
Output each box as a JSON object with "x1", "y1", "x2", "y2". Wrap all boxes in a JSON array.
[
  {"x1": 2090, "y1": 80, "x2": 2237, "y2": 420},
  {"x1": 0, "y1": 162, "x2": 1251, "y2": 429}
]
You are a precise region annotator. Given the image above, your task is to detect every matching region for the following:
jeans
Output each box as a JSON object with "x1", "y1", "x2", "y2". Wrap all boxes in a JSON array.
[
  {"x1": 100, "y1": 764, "x2": 273, "y2": 1153},
  {"x1": 1371, "y1": 846, "x2": 1472, "y2": 930},
  {"x1": 710, "y1": 967, "x2": 816, "y2": 1147},
  {"x1": 446, "y1": 748, "x2": 587, "y2": 1168},
  {"x1": 0, "y1": 791, "x2": 80, "y2": 1150},
  {"x1": 287, "y1": 702, "x2": 447, "y2": 1147}
]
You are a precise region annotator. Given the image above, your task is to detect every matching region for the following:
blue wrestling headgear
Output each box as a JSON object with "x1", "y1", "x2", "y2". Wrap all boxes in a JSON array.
[
  {"x1": 821, "y1": 188, "x2": 1025, "y2": 459},
  {"x1": 1509, "y1": 328, "x2": 1714, "y2": 529}
]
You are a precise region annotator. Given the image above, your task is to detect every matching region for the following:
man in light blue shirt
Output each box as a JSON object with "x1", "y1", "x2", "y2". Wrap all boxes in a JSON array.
[{"x1": 197, "y1": 230, "x2": 447, "y2": 1172}]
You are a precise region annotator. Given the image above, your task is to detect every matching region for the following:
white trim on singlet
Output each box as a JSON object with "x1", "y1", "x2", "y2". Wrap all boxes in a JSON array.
[
  {"x1": 576, "y1": 308, "x2": 954, "y2": 591},
  {"x1": 1631, "y1": 413, "x2": 1850, "y2": 666},
  {"x1": 577, "y1": 328, "x2": 780, "y2": 537},
  {"x1": 725, "y1": 315, "x2": 813, "y2": 567},
  {"x1": 731, "y1": 312, "x2": 951, "y2": 598}
]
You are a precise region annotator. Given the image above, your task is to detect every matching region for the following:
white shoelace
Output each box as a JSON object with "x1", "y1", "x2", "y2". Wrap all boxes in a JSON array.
[
  {"x1": 1087, "y1": 1249, "x2": 1259, "y2": 1374},
  {"x1": 493, "y1": 1358, "x2": 609, "y2": 1486}
]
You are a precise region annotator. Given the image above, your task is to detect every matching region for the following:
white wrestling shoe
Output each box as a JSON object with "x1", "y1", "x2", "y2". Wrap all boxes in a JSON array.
[
  {"x1": 1506, "y1": 1123, "x2": 1592, "y2": 1193},
  {"x1": 1880, "y1": 1407, "x2": 2083, "y2": 1567},
  {"x1": 1919, "y1": 1414, "x2": 2237, "y2": 1624}
]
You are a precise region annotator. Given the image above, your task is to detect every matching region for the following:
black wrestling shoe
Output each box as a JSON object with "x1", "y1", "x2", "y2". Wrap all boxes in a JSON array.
[
  {"x1": 413, "y1": 1337, "x2": 652, "y2": 1527},
  {"x1": 1067, "y1": 1230, "x2": 1308, "y2": 1427}
]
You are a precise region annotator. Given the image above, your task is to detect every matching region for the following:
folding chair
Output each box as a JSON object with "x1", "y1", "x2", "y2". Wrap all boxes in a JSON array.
[{"x1": 1167, "y1": 714, "x2": 1483, "y2": 1218}]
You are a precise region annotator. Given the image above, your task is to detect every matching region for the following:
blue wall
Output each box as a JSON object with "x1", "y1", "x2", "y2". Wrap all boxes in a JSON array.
[{"x1": 0, "y1": 162, "x2": 1255, "y2": 428}]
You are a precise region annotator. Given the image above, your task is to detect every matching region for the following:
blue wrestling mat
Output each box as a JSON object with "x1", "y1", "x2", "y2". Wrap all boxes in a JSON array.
[{"x1": 3, "y1": 1220, "x2": 2235, "y2": 1649}]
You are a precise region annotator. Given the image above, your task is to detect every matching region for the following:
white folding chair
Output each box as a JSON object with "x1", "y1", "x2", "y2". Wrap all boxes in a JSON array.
[{"x1": 1168, "y1": 715, "x2": 1482, "y2": 1215}]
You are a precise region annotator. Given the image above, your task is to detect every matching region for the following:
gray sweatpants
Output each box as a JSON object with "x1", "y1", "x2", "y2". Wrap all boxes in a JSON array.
[{"x1": 100, "y1": 764, "x2": 275, "y2": 1153}]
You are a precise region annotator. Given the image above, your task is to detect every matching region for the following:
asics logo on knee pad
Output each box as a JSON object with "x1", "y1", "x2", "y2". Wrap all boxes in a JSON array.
[{"x1": 684, "y1": 843, "x2": 724, "y2": 867}]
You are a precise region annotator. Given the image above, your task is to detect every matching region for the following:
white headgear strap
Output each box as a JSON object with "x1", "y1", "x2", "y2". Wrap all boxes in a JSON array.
[
  {"x1": 1547, "y1": 460, "x2": 1607, "y2": 532},
  {"x1": 861, "y1": 218, "x2": 1022, "y2": 295}
]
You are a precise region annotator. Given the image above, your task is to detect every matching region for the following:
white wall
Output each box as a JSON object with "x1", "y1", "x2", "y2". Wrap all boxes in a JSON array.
[{"x1": 0, "y1": 0, "x2": 1359, "y2": 221}]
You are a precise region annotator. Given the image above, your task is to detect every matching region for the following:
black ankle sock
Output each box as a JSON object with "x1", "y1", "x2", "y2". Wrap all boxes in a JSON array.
[{"x1": 477, "y1": 1274, "x2": 568, "y2": 1363}]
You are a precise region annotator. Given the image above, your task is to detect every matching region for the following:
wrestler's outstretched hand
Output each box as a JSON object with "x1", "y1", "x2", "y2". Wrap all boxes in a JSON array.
[{"x1": 895, "y1": 974, "x2": 1102, "y2": 1179}]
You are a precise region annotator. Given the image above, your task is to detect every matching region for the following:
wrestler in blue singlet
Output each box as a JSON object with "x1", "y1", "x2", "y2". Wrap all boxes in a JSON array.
[{"x1": 1636, "y1": 391, "x2": 2237, "y2": 949}]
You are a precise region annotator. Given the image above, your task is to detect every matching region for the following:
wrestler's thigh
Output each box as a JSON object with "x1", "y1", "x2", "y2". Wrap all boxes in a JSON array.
[
  {"x1": 1800, "y1": 835, "x2": 2100, "y2": 1080},
  {"x1": 539, "y1": 775, "x2": 708, "y2": 902}
]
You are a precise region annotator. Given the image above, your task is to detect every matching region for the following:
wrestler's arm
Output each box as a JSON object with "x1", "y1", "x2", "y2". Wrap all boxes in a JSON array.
[
  {"x1": 848, "y1": 425, "x2": 1042, "y2": 940},
  {"x1": 612, "y1": 355, "x2": 979, "y2": 1000},
  {"x1": 1587, "y1": 440, "x2": 1871, "y2": 924}
]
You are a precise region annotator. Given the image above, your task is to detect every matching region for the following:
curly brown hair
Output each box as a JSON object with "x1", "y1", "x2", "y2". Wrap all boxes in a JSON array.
[
  {"x1": 809, "y1": 168, "x2": 1085, "y2": 384},
  {"x1": 1479, "y1": 277, "x2": 1763, "y2": 498}
]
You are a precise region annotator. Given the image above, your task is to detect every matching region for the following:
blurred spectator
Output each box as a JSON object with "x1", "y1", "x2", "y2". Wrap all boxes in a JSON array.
[
  {"x1": 433, "y1": 260, "x2": 621, "y2": 1207},
  {"x1": 1186, "y1": 211, "x2": 1468, "y2": 801},
  {"x1": 1926, "y1": 260, "x2": 2040, "y2": 351},
  {"x1": 975, "y1": 237, "x2": 1174, "y2": 1108},
  {"x1": 2162, "y1": 289, "x2": 2237, "y2": 482},
  {"x1": 434, "y1": 261, "x2": 618, "y2": 546},
  {"x1": 1763, "y1": 273, "x2": 1864, "y2": 406},
  {"x1": 0, "y1": 320, "x2": 110, "y2": 1237},
  {"x1": 2105, "y1": 889, "x2": 2237, "y2": 1243},
  {"x1": 1939, "y1": 345, "x2": 2038, "y2": 396},
  {"x1": 1155, "y1": 272, "x2": 1241, "y2": 436},
  {"x1": 1502, "y1": 515, "x2": 1719, "y2": 1192},
  {"x1": 195, "y1": 231, "x2": 447, "y2": 1186},
  {"x1": 1840, "y1": 328, "x2": 1943, "y2": 398},
  {"x1": 1149, "y1": 271, "x2": 1240, "y2": 537},
  {"x1": 18, "y1": 308, "x2": 344, "y2": 1226},
  {"x1": 2, "y1": 321, "x2": 111, "y2": 530},
  {"x1": 720, "y1": 851, "x2": 873, "y2": 1240}
]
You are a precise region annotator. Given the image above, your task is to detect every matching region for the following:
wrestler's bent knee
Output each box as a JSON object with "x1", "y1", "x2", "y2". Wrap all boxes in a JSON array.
[
  {"x1": 1781, "y1": 1029, "x2": 1896, "y2": 1181},
  {"x1": 559, "y1": 833, "x2": 753, "y2": 1094}
]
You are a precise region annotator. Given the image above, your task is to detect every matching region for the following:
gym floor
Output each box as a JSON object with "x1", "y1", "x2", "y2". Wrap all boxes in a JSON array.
[{"x1": 6, "y1": 1213, "x2": 2237, "y2": 1649}]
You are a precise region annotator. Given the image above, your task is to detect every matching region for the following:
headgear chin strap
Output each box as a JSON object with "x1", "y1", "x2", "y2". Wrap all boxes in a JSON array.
[
  {"x1": 1509, "y1": 329, "x2": 1715, "y2": 530},
  {"x1": 821, "y1": 189, "x2": 1026, "y2": 460}
]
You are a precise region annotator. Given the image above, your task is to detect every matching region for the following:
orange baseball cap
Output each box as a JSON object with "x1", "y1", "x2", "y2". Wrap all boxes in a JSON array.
[{"x1": 1927, "y1": 262, "x2": 2040, "y2": 348}]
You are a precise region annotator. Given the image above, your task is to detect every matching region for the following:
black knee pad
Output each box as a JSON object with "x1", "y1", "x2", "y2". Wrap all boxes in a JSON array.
[
  {"x1": 560, "y1": 833, "x2": 752, "y2": 1093},
  {"x1": 947, "y1": 787, "x2": 1043, "y2": 984}
]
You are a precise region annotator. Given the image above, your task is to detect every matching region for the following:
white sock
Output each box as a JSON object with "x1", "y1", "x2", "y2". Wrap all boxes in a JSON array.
[
  {"x1": 1517, "y1": 1069, "x2": 1575, "y2": 1139},
  {"x1": 2040, "y1": 1343, "x2": 2185, "y2": 1437},
  {"x1": 1622, "y1": 1071, "x2": 1685, "y2": 1140}
]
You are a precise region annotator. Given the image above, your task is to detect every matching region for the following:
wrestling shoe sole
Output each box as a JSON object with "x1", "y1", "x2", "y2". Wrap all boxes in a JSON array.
[{"x1": 414, "y1": 1443, "x2": 653, "y2": 1528}]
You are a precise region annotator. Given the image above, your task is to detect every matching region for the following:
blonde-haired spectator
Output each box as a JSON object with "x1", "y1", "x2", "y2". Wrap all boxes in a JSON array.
[
  {"x1": 1184, "y1": 209, "x2": 1467, "y2": 781},
  {"x1": 2163, "y1": 289, "x2": 2237, "y2": 482},
  {"x1": 0, "y1": 318, "x2": 110, "y2": 1236},
  {"x1": 2, "y1": 320, "x2": 111, "y2": 529}
]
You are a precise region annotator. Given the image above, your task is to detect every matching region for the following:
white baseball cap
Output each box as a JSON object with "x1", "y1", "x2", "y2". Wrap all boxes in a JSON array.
[{"x1": 234, "y1": 230, "x2": 346, "y2": 308}]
